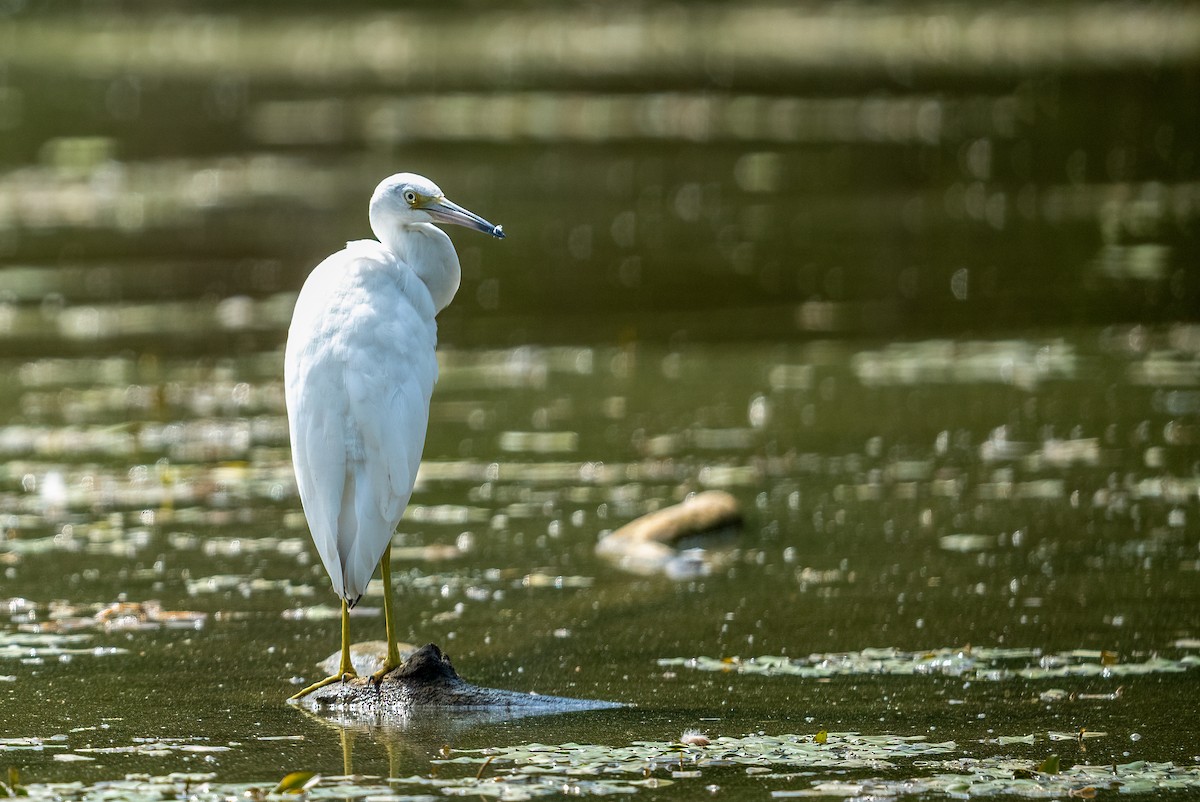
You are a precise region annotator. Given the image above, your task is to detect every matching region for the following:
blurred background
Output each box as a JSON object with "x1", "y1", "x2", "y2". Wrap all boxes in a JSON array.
[{"x1": 0, "y1": 1, "x2": 1196, "y2": 352}]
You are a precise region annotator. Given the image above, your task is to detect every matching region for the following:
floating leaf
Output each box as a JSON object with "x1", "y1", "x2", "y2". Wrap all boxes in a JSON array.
[
  {"x1": 2, "y1": 741, "x2": 1200, "y2": 800},
  {"x1": 272, "y1": 771, "x2": 320, "y2": 794},
  {"x1": 1039, "y1": 754, "x2": 1061, "y2": 774},
  {"x1": 0, "y1": 767, "x2": 26, "y2": 798}
]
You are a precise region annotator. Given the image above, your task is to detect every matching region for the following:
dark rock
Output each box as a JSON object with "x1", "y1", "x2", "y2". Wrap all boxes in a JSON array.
[{"x1": 295, "y1": 643, "x2": 622, "y2": 721}]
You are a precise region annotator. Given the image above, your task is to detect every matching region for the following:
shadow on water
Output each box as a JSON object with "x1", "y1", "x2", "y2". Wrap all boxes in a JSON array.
[{"x1": 0, "y1": 2, "x2": 1198, "y2": 800}]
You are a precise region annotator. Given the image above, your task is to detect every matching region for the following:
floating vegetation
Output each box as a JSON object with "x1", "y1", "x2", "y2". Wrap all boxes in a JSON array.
[
  {"x1": 438, "y1": 732, "x2": 955, "y2": 774},
  {"x1": 278, "y1": 565, "x2": 593, "y2": 625},
  {"x1": 75, "y1": 738, "x2": 233, "y2": 757},
  {"x1": 187, "y1": 574, "x2": 315, "y2": 598},
  {"x1": 0, "y1": 735, "x2": 69, "y2": 752},
  {"x1": 3, "y1": 731, "x2": 1200, "y2": 799},
  {"x1": 419, "y1": 734, "x2": 1200, "y2": 800},
  {"x1": 90, "y1": 601, "x2": 207, "y2": 631},
  {"x1": 361, "y1": 568, "x2": 593, "y2": 600},
  {"x1": 659, "y1": 647, "x2": 1199, "y2": 681},
  {"x1": 281, "y1": 604, "x2": 379, "y2": 622},
  {"x1": 0, "y1": 631, "x2": 128, "y2": 661},
  {"x1": 4, "y1": 599, "x2": 206, "y2": 634},
  {"x1": 767, "y1": 759, "x2": 1200, "y2": 799},
  {"x1": 982, "y1": 732, "x2": 1108, "y2": 746}
]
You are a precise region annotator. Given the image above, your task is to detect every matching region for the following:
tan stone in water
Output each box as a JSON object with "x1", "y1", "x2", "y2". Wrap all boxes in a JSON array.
[
  {"x1": 598, "y1": 490, "x2": 740, "y2": 549},
  {"x1": 595, "y1": 490, "x2": 742, "y2": 574},
  {"x1": 317, "y1": 639, "x2": 419, "y2": 677}
]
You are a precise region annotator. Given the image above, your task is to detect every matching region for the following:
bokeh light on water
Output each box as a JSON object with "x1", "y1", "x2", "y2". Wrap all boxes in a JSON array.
[
  {"x1": 0, "y1": 2, "x2": 1198, "y2": 799},
  {"x1": 1, "y1": 3, "x2": 1198, "y2": 341}
]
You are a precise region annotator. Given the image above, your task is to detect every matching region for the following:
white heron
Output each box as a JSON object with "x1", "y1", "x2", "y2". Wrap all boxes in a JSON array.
[{"x1": 285, "y1": 173, "x2": 504, "y2": 699}]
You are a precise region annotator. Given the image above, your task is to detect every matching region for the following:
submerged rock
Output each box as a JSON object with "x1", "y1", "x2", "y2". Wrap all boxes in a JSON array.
[
  {"x1": 316, "y1": 639, "x2": 419, "y2": 677},
  {"x1": 295, "y1": 643, "x2": 622, "y2": 721}
]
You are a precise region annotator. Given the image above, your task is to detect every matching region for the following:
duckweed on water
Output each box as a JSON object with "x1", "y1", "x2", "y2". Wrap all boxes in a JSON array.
[
  {"x1": 439, "y1": 732, "x2": 956, "y2": 772},
  {"x1": 659, "y1": 647, "x2": 1199, "y2": 680},
  {"x1": 6, "y1": 734, "x2": 1200, "y2": 800},
  {"x1": 767, "y1": 759, "x2": 1200, "y2": 798}
]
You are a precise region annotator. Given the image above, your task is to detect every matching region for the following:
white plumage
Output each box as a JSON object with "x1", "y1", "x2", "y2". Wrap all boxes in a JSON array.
[
  {"x1": 286, "y1": 239, "x2": 436, "y2": 601},
  {"x1": 284, "y1": 173, "x2": 504, "y2": 698}
]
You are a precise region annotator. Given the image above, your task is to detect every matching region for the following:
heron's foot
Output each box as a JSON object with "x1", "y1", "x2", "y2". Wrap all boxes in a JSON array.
[
  {"x1": 369, "y1": 661, "x2": 400, "y2": 689},
  {"x1": 288, "y1": 671, "x2": 356, "y2": 702}
]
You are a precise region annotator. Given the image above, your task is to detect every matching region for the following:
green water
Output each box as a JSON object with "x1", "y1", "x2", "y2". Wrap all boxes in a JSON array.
[
  {"x1": 2, "y1": 334, "x2": 1198, "y2": 796},
  {"x1": 1, "y1": 3, "x2": 1199, "y2": 800}
]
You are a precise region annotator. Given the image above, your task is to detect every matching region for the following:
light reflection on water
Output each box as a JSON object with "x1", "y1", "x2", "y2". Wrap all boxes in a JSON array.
[
  {"x1": 2, "y1": 5, "x2": 1198, "y2": 345},
  {"x1": 2, "y1": 160, "x2": 1195, "y2": 344},
  {"x1": 3, "y1": 332, "x2": 1198, "y2": 535},
  {"x1": 4, "y1": 6, "x2": 1198, "y2": 84},
  {"x1": 1, "y1": 329, "x2": 1197, "y2": 786}
]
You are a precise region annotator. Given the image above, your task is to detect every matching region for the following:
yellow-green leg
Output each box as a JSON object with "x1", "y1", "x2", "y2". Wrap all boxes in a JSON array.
[
  {"x1": 289, "y1": 599, "x2": 356, "y2": 700},
  {"x1": 371, "y1": 545, "x2": 401, "y2": 685}
]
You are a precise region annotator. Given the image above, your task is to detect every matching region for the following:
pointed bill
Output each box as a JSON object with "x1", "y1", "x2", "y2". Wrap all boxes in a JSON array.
[{"x1": 425, "y1": 197, "x2": 505, "y2": 239}]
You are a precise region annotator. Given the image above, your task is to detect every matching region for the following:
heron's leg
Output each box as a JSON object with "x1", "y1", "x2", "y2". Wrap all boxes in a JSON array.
[
  {"x1": 371, "y1": 545, "x2": 401, "y2": 685},
  {"x1": 338, "y1": 597, "x2": 355, "y2": 674},
  {"x1": 288, "y1": 599, "x2": 357, "y2": 701}
]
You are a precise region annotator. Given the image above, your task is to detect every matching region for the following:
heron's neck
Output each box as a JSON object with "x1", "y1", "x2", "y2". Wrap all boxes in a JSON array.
[{"x1": 373, "y1": 219, "x2": 461, "y2": 314}]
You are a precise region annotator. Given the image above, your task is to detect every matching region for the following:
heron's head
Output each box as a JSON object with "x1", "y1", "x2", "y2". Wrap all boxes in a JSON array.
[{"x1": 369, "y1": 173, "x2": 505, "y2": 239}]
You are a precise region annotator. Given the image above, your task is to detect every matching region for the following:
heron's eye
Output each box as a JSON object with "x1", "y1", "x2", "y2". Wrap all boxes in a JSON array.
[{"x1": 403, "y1": 190, "x2": 418, "y2": 205}]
